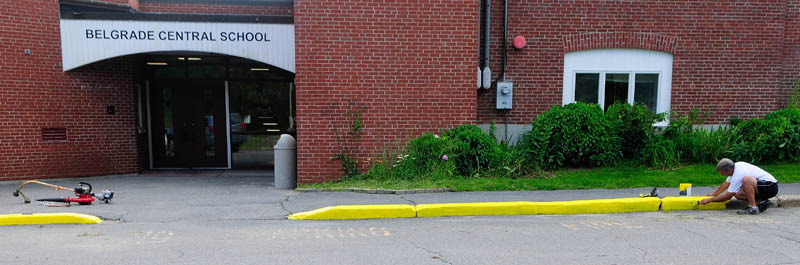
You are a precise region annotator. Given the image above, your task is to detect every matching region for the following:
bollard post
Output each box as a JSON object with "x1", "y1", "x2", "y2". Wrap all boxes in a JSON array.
[{"x1": 273, "y1": 134, "x2": 297, "y2": 189}]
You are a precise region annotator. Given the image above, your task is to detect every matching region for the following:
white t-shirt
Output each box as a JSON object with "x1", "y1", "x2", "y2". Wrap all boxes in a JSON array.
[{"x1": 726, "y1": 162, "x2": 778, "y2": 193}]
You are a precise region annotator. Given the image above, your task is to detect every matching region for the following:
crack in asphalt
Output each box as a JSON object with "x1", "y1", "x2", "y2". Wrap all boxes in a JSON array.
[
  {"x1": 771, "y1": 261, "x2": 800, "y2": 265},
  {"x1": 744, "y1": 225, "x2": 800, "y2": 246},
  {"x1": 738, "y1": 225, "x2": 799, "y2": 261},
  {"x1": 408, "y1": 240, "x2": 454, "y2": 265},
  {"x1": 772, "y1": 233, "x2": 800, "y2": 245},
  {"x1": 685, "y1": 227, "x2": 712, "y2": 240},
  {"x1": 100, "y1": 212, "x2": 128, "y2": 222},
  {"x1": 777, "y1": 225, "x2": 800, "y2": 236},
  {"x1": 396, "y1": 194, "x2": 417, "y2": 206},
  {"x1": 749, "y1": 243, "x2": 792, "y2": 260},
  {"x1": 617, "y1": 235, "x2": 648, "y2": 263},
  {"x1": 280, "y1": 194, "x2": 294, "y2": 215}
]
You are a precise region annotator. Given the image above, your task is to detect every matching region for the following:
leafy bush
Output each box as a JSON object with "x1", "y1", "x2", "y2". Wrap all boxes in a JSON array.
[
  {"x1": 639, "y1": 134, "x2": 680, "y2": 169},
  {"x1": 443, "y1": 124, "x2": 499, "y2": 176},
  {"x1": 519, "y1": 102, "x2": 621, "y2": 169},
  {"x1": 605, "y1": 103, "x2": 663, "y2": 158},
  {"x1": 638, "y1": 109, "x2": 737, "y2": 168},
  {"x1": 360, "y1": 125, "x2": 501, "y2": 180},
  {"x1": 356, "y1": 133, "x2": 458, "y2": 181},
  {"x1": 404, "y1": 132, "x2": 456, "y2": 177},
  {"x1": 732, "y1": 107, "x2": 800, "y2": 163}
]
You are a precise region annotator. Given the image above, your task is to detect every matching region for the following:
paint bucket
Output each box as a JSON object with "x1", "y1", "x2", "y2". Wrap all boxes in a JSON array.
[{"x1": 679, "y1": 183, "x2": 692, "y2": 196}]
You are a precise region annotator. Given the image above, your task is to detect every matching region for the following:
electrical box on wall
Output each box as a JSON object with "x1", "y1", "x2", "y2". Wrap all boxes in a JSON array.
[{"x1": 496, "y1": 81, "x2": 513, "y2": 109}]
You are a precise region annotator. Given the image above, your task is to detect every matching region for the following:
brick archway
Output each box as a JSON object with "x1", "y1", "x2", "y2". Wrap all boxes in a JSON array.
[{"x1": 563, "y1": 32, "x2": 678, "y2": 54}]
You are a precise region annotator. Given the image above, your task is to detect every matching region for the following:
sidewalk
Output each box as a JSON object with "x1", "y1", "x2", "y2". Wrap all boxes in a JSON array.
[{"x1": 1, "y1": 172, "x2": 799, "y2": 223}]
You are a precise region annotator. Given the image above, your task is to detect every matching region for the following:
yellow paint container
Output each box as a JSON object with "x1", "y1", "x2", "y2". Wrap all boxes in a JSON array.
[{"x1": 679, "y1": 183, "x2": 692, "y2": 196}]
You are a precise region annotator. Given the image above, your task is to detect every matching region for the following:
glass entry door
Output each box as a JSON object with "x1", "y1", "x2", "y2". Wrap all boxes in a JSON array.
[{"x1": 150, "y1": 80, "x2": 228, "y2": 168}]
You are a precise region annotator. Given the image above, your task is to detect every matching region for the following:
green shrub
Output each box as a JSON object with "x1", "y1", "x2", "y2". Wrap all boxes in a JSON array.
[
  {"x1": 520, "y1": 102, "x2": 621, "y2": 169},
  {"x1": 766, "y1": 107, "x2": 800, "y2": 126},
  {"x1": 356, "y1": 133, "x2": 459, "y2": 181},
  {"x1": 362, "y1": 125, "x2": 500, "y2": 180},
  {"x1": 733, "y1": 108, "x2": 800, "y2": 162},
  {"x1": 443, "y1": 124, "x2": 498, "y2": 176},
  {"x1": 654, "y1": 110, "x2": 737, "y2": 164},
  {"x1": 605, "y1": 103, "x2": 663, "y2": 158},
  {"x1": 639, "y1": 134, "x2": 680, "y2": 169},
  {"x1": 677, "y1": 127, "x2": 737, "y2": 163},
  {"x1": 404, "y1": 132, "x2": 456, "y2": 177}
]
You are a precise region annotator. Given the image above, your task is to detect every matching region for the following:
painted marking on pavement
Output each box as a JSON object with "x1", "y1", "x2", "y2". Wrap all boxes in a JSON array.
[
  {"x1": 704, "y1": 216, "x2": 785, "y2": 225},
  {"x1": 560, "y1": 223, "x2": 579, "y2": 230},
  {"x1": 128, "y1": 231, "x2": 174, "y2": 244},
  {"x1": 560, "y1": 221, "x2": 643, "y2": 231},
  {"x1": 266, "y1": 227, "x2": 391, "y2": 240}
]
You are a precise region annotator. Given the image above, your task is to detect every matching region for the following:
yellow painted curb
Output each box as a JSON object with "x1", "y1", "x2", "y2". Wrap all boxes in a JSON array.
[
  {"x1": 288, "y1": 204, "x2": 416, "y2": 220},
  {"x1": 534, "y1": 197, "x2": 663, "y2": 215},
  {"x1": 0, "y1": 213, "x2": 102, "y2": 226},
  {"x1": 416, "y1": 201, "x2": 534, "y2": 217},
  {"x1": 661, "y1": 196, "x2": 727, "y2": 211},
  {"x1": 416, "y1": 197, "x2": 662, "y2": 218}
]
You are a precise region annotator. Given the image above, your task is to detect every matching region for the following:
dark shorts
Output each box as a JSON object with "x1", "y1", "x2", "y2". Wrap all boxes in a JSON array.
[{"x1": 756, "y1": 180, "x2": 779, "y2": 201}]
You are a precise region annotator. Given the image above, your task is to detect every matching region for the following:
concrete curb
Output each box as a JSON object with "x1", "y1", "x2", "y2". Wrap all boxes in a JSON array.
[
  {"x1": 288, "y1": 205, "x2": 416, "y2": 220},
  {"x1": 0, "y1": 213, "x2": 102, "y2": 226},
  {"x1": 776, "y1": 195, "x2": 800, "y2": 207},
  {"x1": 662, "y1": 196, "x2": 727, "y2": 211},
  {"x1": 417, "y1": 198, "x2": 662, "y2": 218},
  {"x1": 288, "y1": 195, "x2": 800, "y2": 220},
  {"x1": 289, "y1": 197, "x2": 662, "y2": 220}
]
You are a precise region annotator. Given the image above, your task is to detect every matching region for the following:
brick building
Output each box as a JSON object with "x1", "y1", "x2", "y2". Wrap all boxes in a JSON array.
[{"x1": 1, "y1": 0, "x2": 797, "y2": 183}]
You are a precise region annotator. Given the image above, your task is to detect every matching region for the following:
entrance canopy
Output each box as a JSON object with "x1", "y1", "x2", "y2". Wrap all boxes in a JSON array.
[{"x1": 59, "y1": 19, "x2": 295, "y2": 72}]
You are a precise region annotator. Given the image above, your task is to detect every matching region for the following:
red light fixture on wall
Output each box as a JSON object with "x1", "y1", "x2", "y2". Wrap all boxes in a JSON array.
[{"x1": 513, "y1": 35, "x2": 526, "y2": 49}]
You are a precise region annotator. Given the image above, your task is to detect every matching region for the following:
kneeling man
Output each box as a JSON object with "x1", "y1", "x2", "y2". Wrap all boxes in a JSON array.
[{"x1": 699, "y1": 158, "x2": 779, "y2": 215}]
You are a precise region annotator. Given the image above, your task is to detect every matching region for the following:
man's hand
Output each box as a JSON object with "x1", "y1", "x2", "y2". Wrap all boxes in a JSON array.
[{"x1": 699, "y1": 198, "x2": 712, "y2": 205}]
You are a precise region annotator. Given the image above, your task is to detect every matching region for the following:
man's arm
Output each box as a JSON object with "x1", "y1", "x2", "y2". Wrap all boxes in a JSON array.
[
  {"x1": 706, "y1": 181, "x2": 730, "y2": 197},
  {"x1": 699, "y1": 192, "x2": 734, "y2": 205}
]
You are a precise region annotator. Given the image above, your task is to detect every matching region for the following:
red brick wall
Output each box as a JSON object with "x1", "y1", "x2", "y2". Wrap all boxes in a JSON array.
[
  {"x1": 786, "y1": 1, "x2": 800, "y2": 98},
  {"x1": 294, "y1": 0, "x2": 479, "y2": 183},
  {"x1": 478, "y1": 0, "x2": 795, "y2": 124},
  {"x1": 3, "y1": 0, "x2": 797, "y2": 182},
  {"x1": 139, "y1": 2, "x2": 292, "y2": 16},
  {"x1": 0, "y1": 1, "x2": 140, "y2": 181}
]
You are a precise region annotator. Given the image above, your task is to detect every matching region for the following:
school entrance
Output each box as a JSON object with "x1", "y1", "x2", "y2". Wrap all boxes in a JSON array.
[
  {"x1": 58, "y1": 13, "x2": 296, "y2": 171},
  {"x1": 145, "y1": 54, "x2": 295, "y2": 169}
]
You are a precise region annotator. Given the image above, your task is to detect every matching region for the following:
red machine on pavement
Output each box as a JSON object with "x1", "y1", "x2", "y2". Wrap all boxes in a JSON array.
[{"x1": 12, "y1": 180, "x2": 114, "y2": 205}]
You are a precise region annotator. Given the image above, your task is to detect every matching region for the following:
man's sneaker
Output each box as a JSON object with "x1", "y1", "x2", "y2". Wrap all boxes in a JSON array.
[
  {"x1": 757, "y1": 200, "x2": 771, "y2": 213},
  {"x1": 737, "y1": 205, "x2": 759, "y2": 215}
]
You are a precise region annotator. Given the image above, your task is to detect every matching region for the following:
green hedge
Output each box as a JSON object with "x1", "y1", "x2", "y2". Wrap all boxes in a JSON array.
[
  {"x1": 356, "y1": 103, "x2": 800, "y2": 180},
  {"x1": 519, "y1": 102, "x2": 621, "y2": 169},
  {"x1": 640, "y1": 107, "x2": 800, "y2": 169},
  {"x1": 732, "y1": 107, "x2": 800, "y2": 163}
]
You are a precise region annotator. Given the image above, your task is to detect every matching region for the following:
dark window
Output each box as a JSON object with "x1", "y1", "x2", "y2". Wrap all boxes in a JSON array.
[
  {"x1": 575, "y1": 73, "x2": 599, "y2": 104},
  {"x1": 634, "y1": 74, "x2": 659, "y2": 113},
  {"x1": 604, "y1": 73, "x2": 629, "y2": 111}
]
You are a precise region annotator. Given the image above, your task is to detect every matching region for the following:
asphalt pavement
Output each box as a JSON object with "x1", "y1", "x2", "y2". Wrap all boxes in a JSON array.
[
  {"x1": 1, "y1": 170, "x2": 799, "y2": 221},
  {"x1": 3, "y1": 171, "x2": 800, "y2": 265}
]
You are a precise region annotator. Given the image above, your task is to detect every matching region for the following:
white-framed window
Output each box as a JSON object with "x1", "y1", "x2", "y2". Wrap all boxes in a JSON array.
[{"x1": 563, "y1": 49, "x2": 673, "y2": 126}]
